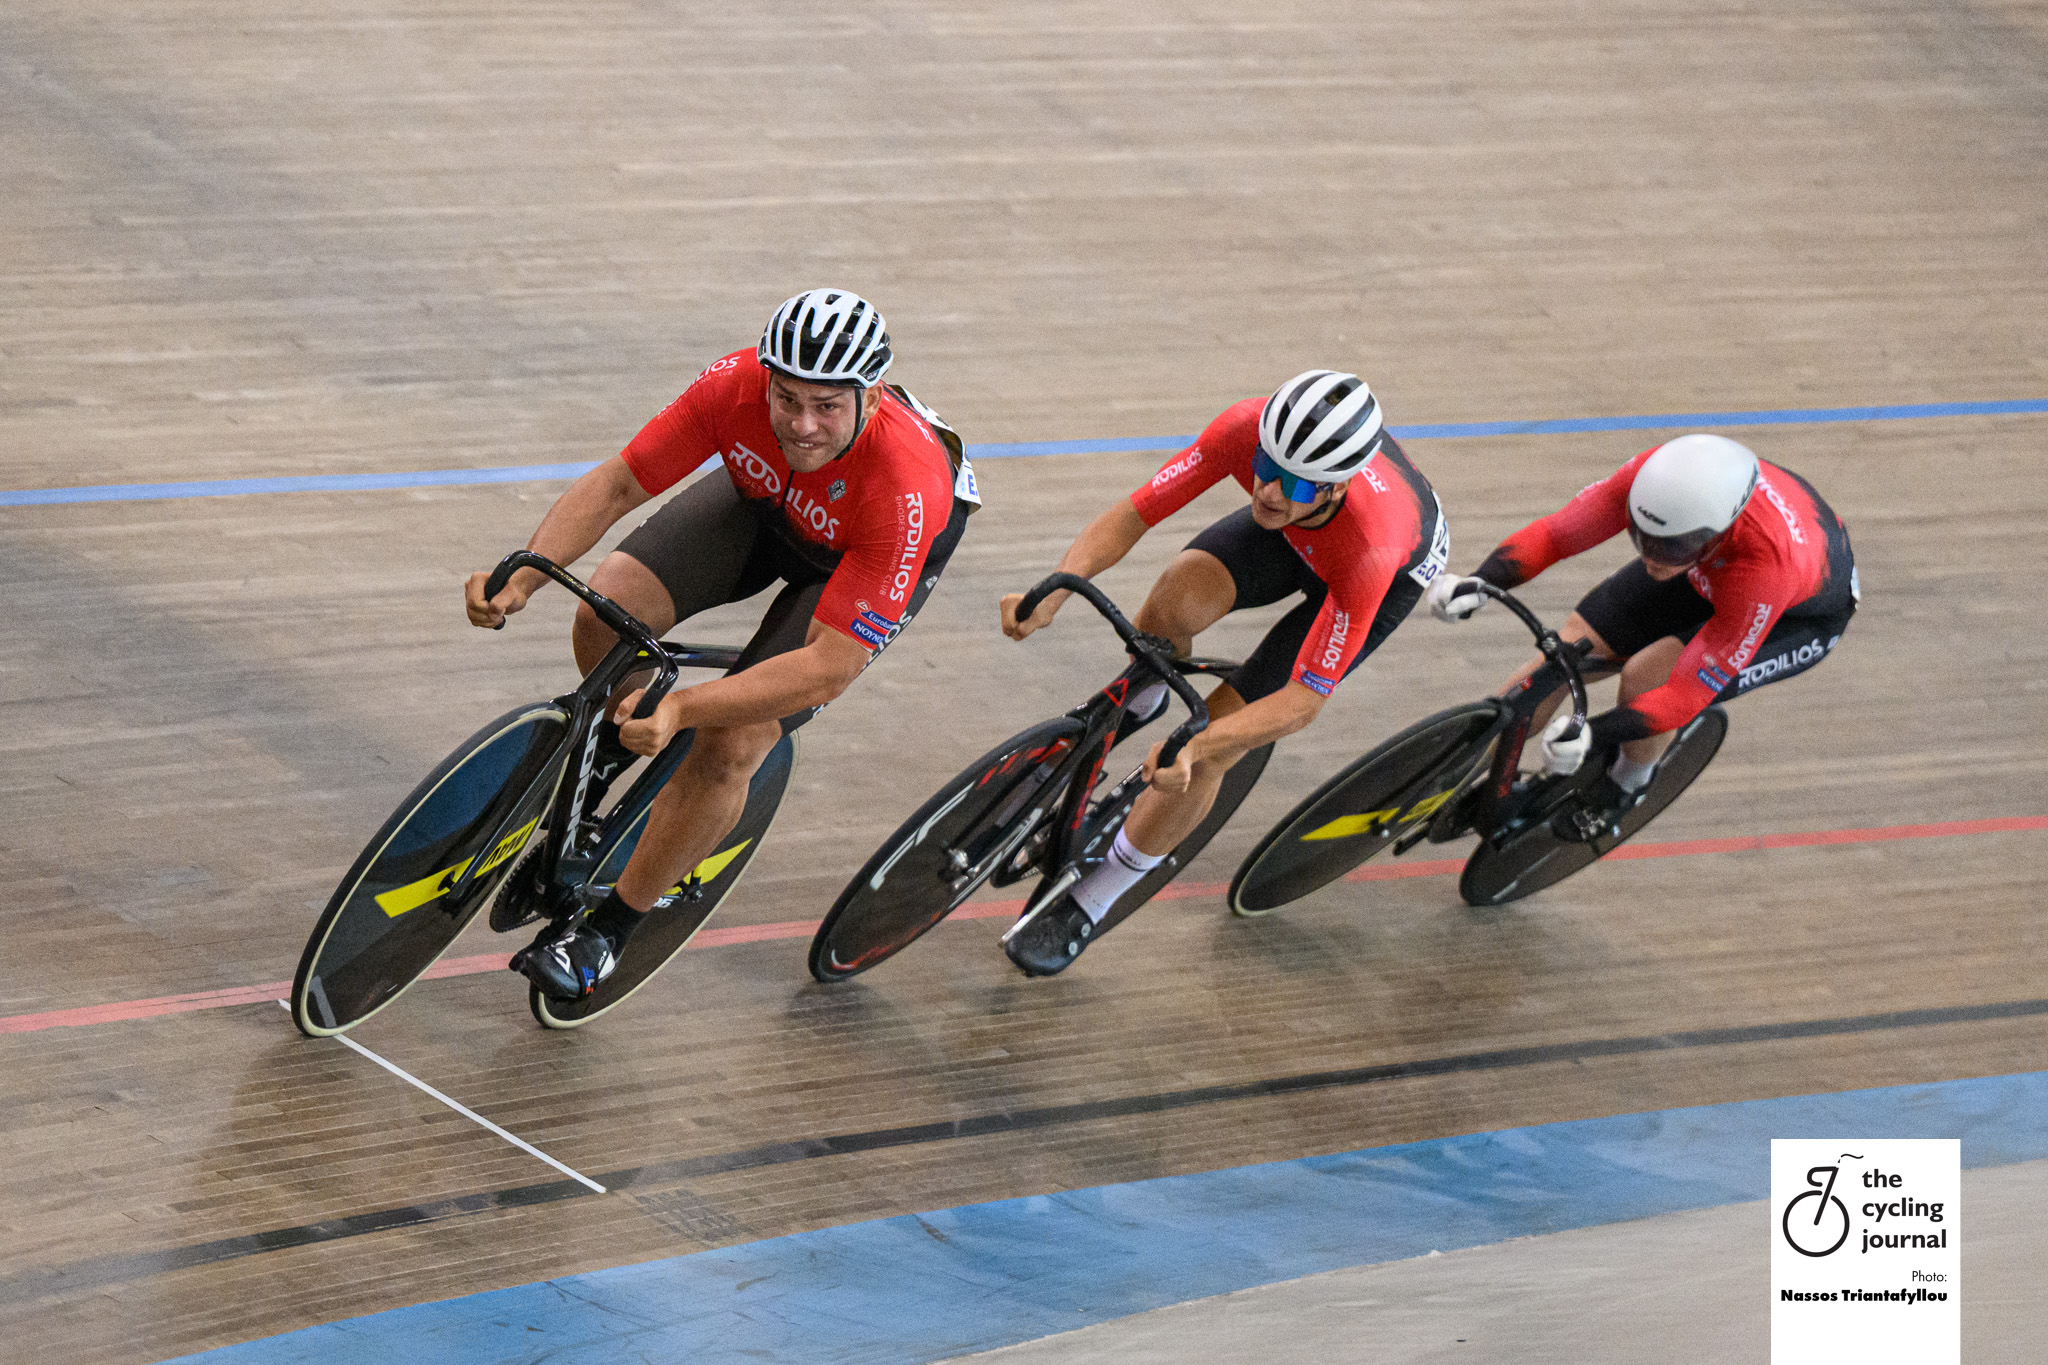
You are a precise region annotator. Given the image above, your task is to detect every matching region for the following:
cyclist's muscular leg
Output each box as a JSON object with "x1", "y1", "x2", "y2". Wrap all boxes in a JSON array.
[
  {"x1": 1133, "y1": 549, "x2": 1236, "y2": 651},
  {"x1": 613, "y1": 717, "x2": 784, "y2": 911},
  {"x1": 573, "y1": 551, "x2": 678, "y2": 677},
  {"x1": 1121, "y1": 684, "x2": 1250, "y2": 855}
]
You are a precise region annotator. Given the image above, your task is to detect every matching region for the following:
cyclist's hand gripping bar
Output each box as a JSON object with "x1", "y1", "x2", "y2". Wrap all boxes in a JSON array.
[
  {"x1": 482, "y1": 551, "x2": 678, "y2": 720},
  {"x1": 1473, "y1": 581, "x2": 1591, "y2": 742},
  {"x1": 1016, "y1": 572, "x2": 1210, "y2": 767}
]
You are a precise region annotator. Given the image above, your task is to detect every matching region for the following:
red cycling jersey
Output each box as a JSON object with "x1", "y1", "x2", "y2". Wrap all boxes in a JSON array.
[
  {"x1": 1483, "y1": 447, "x2": 1844, "y2": 734},
  {"x1": 620, "y1": 350, "x2": 962, "y2": 652},
  {"x1": 1130, "y1": 398, "x2": 1444, "y2": 696}
]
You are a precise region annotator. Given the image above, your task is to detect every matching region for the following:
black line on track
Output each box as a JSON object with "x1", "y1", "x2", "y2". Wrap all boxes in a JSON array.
[{"x1": 8, "y1": 994, "x2": 2043, "y2": 1303}]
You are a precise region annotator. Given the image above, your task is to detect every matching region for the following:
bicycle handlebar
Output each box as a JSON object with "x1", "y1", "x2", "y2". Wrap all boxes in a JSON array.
[
  {"x1": 482, "y1": 551, "x2": 677, "y2": 720},
  {"x1": 1017, "y1": 571, "x2": 1209, "y2": 766},
  {"x1": 1472, "y1": 581, "x2": 1591, "y2": 742}
]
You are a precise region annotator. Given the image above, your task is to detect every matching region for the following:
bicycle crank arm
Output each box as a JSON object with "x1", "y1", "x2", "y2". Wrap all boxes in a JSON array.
[{"x1": 999, "y1": 866, "x2": 1085, "y2": 946}]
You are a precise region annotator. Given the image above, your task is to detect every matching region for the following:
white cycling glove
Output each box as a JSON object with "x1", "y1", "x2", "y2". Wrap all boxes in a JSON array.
[
  {"x1": 1538, "y1": 712, "x2": 1592, "y2": 776},
  {"x1": 1425, "y1": 574, "x2": 1489, "y2": 622}
]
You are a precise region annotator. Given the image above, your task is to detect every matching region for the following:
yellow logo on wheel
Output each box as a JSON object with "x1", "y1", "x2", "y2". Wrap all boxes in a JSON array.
[
  {"x1": 374, "y1": 817, "x2": 541, "y2": 918},
  {"x1": 663, "y1": 838, "x2": 752, "y2": 894},
  {"x1": 1300, "y1": 787, "x2": 1457, "y2": 842}
]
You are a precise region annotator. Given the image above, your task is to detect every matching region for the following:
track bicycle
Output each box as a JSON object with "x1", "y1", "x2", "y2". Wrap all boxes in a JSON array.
[
  {"x1": 808, "y1": 572, "x2": 1272, "y2": 981},
  {"x1": 290, "y1": 550, "x2": 793, "y2": 1035},
  {"x1": 1229, "y1": 581, "x2": 1728, "y2": 912}
]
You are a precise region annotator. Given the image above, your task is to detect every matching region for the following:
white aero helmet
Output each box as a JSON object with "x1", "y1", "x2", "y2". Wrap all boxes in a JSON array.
[
  {"x1": 1257, "y1": 370, "x2": 1385, "y2": 496},
  {"x1": 1627, "y1": 433, "x2": 1761, "y2": 565},
  {"x1": 758, "y1": 288, "x2": 893, "y2": 388}
]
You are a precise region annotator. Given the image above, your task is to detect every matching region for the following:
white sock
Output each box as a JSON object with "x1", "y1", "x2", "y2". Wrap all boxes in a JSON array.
[
  {"x1": 1608, "y1": 754, "x2": 1657, "y2": 792},
  {"x1": 1070, "y1": 827, "x2": 1166, "y2": 923},
  {"x1": 1128, "y1": 680, "x2": 1169, "y2": 724}
]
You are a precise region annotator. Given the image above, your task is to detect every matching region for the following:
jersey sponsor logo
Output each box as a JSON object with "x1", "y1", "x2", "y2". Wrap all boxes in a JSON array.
[
  {"x1": 858, "y1": 607, "x2": 899, "y2": 633},
  {"x1": 955, "y1": 459, "x2": 981, "y2": 505},
  {"x1": 697, "y1": 355, "x2": 741, "y2": 379},
  {"x1": 786, "y1": 484, "x2": 842, "y2": 541},
  {"x1": 887, "y1": 492, "x2": 926, "y2": 603},
  {"x1": 1730, "y1": 601, "x2": 1774, "y2": 668},
  {"x1": 1150, "y1": 447, "x2": 1202, "y2": 488},
  {"x1": 1299, "y1": 669, "x2": 1337, "y2": 696},
  {"x1": 828, "y1": 478, "x2": 846, "y2": 502},
  {"x1": 1317, "y1": 609, "x2": 1352, "y2": 673},
  {"x1": 1408, "y1": 493, "x2": 1451, "y2": 588},
  {"x1": 1697, "y1": 664, "x2": 1732, "y2": 691},
  {"x1": 850, "y1": 618, "x2": 889, "y2": 649},
  {"x1": 1356, "y1": 462, "x2": 1387, "y2": 494},
  {"x1": 1756, "y1": 473, "x2": 1807, "y2": 544},
  {"x1": 1736, "y1": 635, "x2": 1834, "y2": 688},
  {"x1": 727, "y1": 441, "x2": 783, "y2": 496}
]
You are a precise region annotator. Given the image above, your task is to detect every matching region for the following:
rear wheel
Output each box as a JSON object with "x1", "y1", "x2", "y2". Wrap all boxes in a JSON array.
[
  {"x1": 531, "y1": 731, "x2": 797, "y2": 1028},
  {"x1": 1459, "y1": 705, "x2": 1728, "y2": 906},
  {"x1": 1228, "y1": 703, "x2": 1502, "y2": 916},
  {"x1": 809, "y1": 718, "x2": 1087, "y2": 982},
  {"x1": 292, "y1": 703, "x2": 569, "y2": 1036}
]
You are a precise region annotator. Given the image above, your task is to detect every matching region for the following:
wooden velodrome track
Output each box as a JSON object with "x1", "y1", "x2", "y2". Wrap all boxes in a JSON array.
[{"x1": 4, "y1": 1, "x2": 2045, "y2": 1359}]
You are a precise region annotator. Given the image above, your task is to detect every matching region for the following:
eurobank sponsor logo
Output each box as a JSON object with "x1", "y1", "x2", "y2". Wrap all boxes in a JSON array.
[
  {"x1": 850, "y1": 619, "x2": 889, "y2": 649},
  {"x1": 1697, "y1": 663, "x2": 1732, "y2": 691},
  {"x1": 1299, "y1": 669, "x2": 1336, "y2": 696}
]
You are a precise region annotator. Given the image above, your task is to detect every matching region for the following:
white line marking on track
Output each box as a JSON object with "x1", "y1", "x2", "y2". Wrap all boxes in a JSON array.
[{"x1": 277, "y1": 1000, "x2": 606, "y2": 1193}]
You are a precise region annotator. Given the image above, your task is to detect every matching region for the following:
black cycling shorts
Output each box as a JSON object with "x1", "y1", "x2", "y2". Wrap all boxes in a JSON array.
[
  {"x1": 617, "y1": 471, "x2": 969, "y2": 732},
  {"x1": 1185, "y1": 505, "x2": 1427, "y2": 705},
  {"x1": 1574, "y1": 550, "x2": 1858, "y2": 706}
]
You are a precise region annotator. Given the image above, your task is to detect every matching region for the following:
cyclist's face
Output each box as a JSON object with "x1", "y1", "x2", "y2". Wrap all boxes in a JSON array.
[
  {"x1": 1250, "y1": 474, "x2": 1338, "y2": 529},
  {"x1": 768, "y1": 376, "x2": 864, "y2": 470},
  {"x1": 1640, "y1": 555, "x2": 1692, "y2": 582}
]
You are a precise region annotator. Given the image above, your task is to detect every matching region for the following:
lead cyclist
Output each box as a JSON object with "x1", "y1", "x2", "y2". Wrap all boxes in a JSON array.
[
  {"x1": 464, "y1": 289, "x2": 979, "y2": 999},
  {"x1": 999, "y1": 370, "x2": 1449, "y2": 975},
  {"x1": 1425, "y1": 433, "x2": 1858, "y2": 838}
]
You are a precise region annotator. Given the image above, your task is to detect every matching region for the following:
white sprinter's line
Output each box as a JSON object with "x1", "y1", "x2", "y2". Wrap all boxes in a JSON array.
[{"x1": 279, "y1": 1000, "x2": 606, "y2": 1193}]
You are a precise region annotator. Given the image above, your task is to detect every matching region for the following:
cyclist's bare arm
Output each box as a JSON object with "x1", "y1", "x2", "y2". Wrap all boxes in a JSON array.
[
  {"x1": 464, "y1": 456, "x2": 654, "y2": 627},
  {"x1": 611, "y1": 622, "x2": 869, "y2": 756},
  {"x1": 1001, "y1": 499, "x2": 1149, "y2": 640},
  {"x1": 1146, "y1": 682, "x2": 1324, "y2": 793}
]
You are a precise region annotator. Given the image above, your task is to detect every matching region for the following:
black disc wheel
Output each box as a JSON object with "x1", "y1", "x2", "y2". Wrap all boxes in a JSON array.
[
  {"x1": 1228, "y1": 702, "x2": 1503, "y2": 917},
  {"x1": 1076, "y1": 741, "x2": 1274, "y2": 937},
  {"x1": 292, "y1": 702, "x2": 570, "y2": 1037},
  {"x1": 810, "y1": 718, "x2": 1087, "y2": 982},
  {"x1": 1459, "y1": 705, "x2": 1728, "y2": 907},
  {"x1": 530, "y1": 732, "x2": 797, "y2": 1028}
]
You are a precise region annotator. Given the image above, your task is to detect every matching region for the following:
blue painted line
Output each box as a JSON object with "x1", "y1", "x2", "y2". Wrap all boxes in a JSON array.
[
  {"x1": 8, "y1": 397, "x2": 2044, "y2": 508},
  {"x1": 165, "y1": 1070, "x2": 2048, "y2": 1365}
]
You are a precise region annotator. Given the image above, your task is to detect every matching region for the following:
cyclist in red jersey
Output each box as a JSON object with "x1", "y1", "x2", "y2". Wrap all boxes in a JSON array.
[
  {"x1": 1426, "y1": 433, "x2": 1857, "y2": 835},
  {"x1": 464, "y1": 289, "x2": 979, "y2": 999},
  {"x1": 999, "y1": 370, "x2": 1448, "y2": 974}
]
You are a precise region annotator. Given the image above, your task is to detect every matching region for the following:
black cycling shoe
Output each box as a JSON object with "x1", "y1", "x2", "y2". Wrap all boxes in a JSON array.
[
  {"x1": 1550, "y1": 775, "x2": 1646, "y2": 844},
  {"x1": 511, "y1": 918, "x2": 622, "y2": 1000},
  {"x1": 1004, "y1": 894, "x2": 1098, "y2": 977}
]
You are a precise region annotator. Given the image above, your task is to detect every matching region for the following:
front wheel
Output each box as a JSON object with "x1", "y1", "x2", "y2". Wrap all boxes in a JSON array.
[
  {"x1": 810, "y1": 718, "x2": 1087, "y2": 982},
  {"x1": 1458, "y1": 705, "x2": 1728, "y2": 906},
  {"x1": 292, "y1": 702, "x2": 569, "y2": 1036},
  {"x1": 1228, "y1": 702, "x2": 1503, "y2": 917}
]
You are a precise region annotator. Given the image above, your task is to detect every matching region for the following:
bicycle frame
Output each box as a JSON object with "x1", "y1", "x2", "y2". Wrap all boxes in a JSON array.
[
  {"x1": 995, "y1": 572, "x2": 1217, "y2": 910},
  {"x1": 452, "y1": 551, "x2": 733, "y2": 908}
]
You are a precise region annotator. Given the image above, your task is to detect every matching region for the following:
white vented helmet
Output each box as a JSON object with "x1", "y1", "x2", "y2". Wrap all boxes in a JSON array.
[
  {"x1": 1627, "y1": 434, "x2": 1761, "y2": 565},
  {"x1": 758, "y1": 289, "x2": 893, "y2": 388},
  {"x1": 1257, "y1": 370, "x2": 1386, "y2": 484}
]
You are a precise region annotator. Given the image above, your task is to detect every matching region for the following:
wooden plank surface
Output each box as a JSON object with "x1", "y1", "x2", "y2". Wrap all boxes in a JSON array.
[{"x1": 2, "y1": 0, "x2": 2044, "y2": 1358}]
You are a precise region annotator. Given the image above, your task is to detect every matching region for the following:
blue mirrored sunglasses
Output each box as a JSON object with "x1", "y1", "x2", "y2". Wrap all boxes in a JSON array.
[{"x1": 1252, "y1": 449, "x2": 1329, "y2": 504}]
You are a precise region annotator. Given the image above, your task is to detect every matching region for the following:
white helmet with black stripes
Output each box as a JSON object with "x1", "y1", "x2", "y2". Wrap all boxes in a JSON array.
[
  {"x1": 1257, "y1": 370, "x2": 1386, "y2": 484},
  {"x1": 758, "y1": 288, "x2": 893, "y2": 389}
]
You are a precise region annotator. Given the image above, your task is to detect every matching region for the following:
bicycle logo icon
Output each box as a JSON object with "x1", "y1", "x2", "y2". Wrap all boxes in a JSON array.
[{"x1": 1781, "y1": 1154, "x2": 1860, "y2": 1257}]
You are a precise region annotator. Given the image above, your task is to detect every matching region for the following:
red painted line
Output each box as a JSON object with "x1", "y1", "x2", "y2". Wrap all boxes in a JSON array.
[{"x1": 3, "y1": 814, "x2": 2040, "y2": 1035}]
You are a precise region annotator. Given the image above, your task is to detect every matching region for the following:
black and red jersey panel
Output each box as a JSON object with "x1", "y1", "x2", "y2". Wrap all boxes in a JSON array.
[{"x1": 618, "y1": 350, "x2": 964, "y2": 653}]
